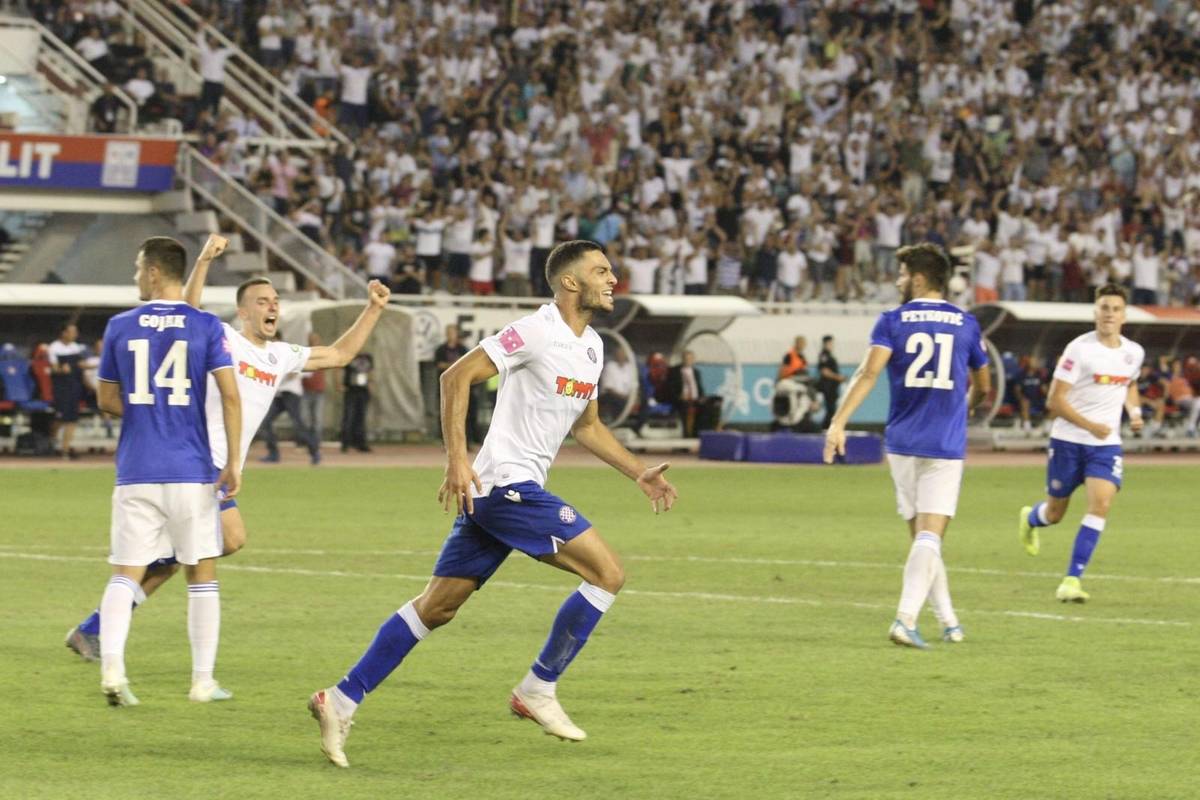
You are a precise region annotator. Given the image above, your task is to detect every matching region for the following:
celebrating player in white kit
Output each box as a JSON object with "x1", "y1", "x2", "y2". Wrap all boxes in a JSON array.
[
  {"x1": 308, "y1": 240, "x2": 678, "y2": 768},
  {"x1": 66, "y1": 236, "x2": 391, "y2": 670},
  {"x1": 824, "y1": 243, "x2": 990, "y2": 649},
  {"x1": 1018, "y1": 284, "x2": 1144, "y2": 602}
]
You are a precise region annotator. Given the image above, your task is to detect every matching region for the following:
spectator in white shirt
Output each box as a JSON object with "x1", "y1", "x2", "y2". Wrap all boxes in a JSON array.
[
  {"x1": 972, "y1": 239, "x2": 1001, "y2": 303},
  {"x1": 776, "y1": 235, "x2": 808, "y2": 302},
  {"x1": 1131, "y1": 233, "x2": 1162, "y2": 305},
  {"x1": 257, "y1": 7, "x2": 285, "y2": 68},
  {"x1": 624, "y1": 242, "x2": 662, "y2": 295},
  {"x1": 123, "y1": 67, "x2": 157, "y2": 107},
  {"x1": 197, "y1": 33, "x2": 235, "y2": 114},
  {"x1": 468, "y1": 228, "x2": 496, "y2": 296},
  {"x1": 74, "y1": 27, "x2": 111, "y2": 76},
  {"x1": 500, "y1": 223, "x2": 533, "y2": 297},
  {"x1": 999, "y1": 237, "x2": 1030, "y2": 301},
  {"x1": 338, "y1": 53, "x2": 373, "y2": 132},
  {"x1": 599, "y1": 345, "x2": 638, "y2": 422},
  {"x1": 362, "y1": 237, "x2": 396, "y2": 283},
  {"x1": 872, "y1": 195, "x2": 907, "y2": 278}
]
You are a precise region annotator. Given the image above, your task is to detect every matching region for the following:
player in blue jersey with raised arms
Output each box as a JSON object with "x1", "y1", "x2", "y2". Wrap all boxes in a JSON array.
[
  {"x1": 94, "y1": 236, "x2": 242, "y2": 706},
  {"x1": 1017, "y1": 284, "x2": 1143, "y2": 603},
  {"x1": 824, "y1": 243, "x2": 990, "y2": 649},
  {"x1": 307, "y1": 240, "x2": 678, "y2": 768}
]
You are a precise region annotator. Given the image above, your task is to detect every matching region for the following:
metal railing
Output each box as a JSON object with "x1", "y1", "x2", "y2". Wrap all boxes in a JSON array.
[
  {"x1": 0, "y1": 15, "x2": 138, "y2": 133},
  {"x1": 179, "y1": 146, "x2": 367, "y2": 300},
  {"x1": 119, "y1": 0, "x2": 348, "y2": 149}
]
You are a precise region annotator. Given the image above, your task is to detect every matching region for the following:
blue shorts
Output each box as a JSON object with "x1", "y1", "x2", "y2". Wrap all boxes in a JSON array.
[
  {"x1": 219, "y1": 498, "x2": 238, "y2": 512},
  {"x1": 433, "y1": 482, "x2": 592, "y2": 586},
  {"x1": 1046, "y1": 438, "x2": 1123, "y2": 497}
]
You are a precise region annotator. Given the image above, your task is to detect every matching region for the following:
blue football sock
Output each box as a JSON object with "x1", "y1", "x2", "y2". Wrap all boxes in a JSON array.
[
  {"x1": 530, "y1": 583, "x2": 615, "y2": 683},
  {"x1": 79, "y1": 582, "x2": 148, "y2": 636},
  {"x1": 1067, "y1": 515, "x2": 1106, "y2": 577},
  {"x1": 1028, "y1": 502, "x2": 1053, "y2": 528},
  {"x1": 78, "y1": 610, "x2": 101, "y2": 636},
  {"x1": 337, "y1": 601, "x2": 429, "y2": 704}
]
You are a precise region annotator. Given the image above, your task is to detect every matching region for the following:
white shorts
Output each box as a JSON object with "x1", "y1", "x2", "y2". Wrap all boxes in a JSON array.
[
  {"x1": 109, "y1": 483, "x2": 223, "y2": 566},
  {"x1": 886, "y1": 454, "x2": 964, "y2": 520}
]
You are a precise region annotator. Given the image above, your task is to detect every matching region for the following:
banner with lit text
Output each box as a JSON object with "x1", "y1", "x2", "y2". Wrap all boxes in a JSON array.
[{"x1": 0, "y1": 133, "x2": 177, "y2": 192}]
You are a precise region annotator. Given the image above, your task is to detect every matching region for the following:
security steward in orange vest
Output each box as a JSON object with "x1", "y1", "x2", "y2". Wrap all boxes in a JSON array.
[{"x1": 778, "y1": 336, "x2": 809, "y2": 380}]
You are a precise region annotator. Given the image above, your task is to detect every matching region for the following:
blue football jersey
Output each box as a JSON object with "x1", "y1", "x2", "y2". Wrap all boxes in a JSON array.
[
  {"x1": 98, "y1": 301, "x2": 233, "y2": 485},
  {"x1": 869, "y1": 299, "x2": 989, "y2": 459}
]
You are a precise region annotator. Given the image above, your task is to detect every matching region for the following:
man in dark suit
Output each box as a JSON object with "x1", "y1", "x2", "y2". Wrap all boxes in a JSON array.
[{"x1": 662, "y1": 350, "x2": 705, "y2": 437}]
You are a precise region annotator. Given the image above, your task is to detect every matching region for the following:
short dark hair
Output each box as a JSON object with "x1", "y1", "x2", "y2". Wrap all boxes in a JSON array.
[
  {"x1": 1095, "y1": 283, "x2": 1128, "y2": 303},
  {"x1": 139, "y1": 236, "x2": 187, "y2": 283},
  {"x1": 545, "y1": 240, "x2": 603, "y2": 289},
  {"x1": 237, "y1": 277, "x2": 273, "y2": 305},
  {"x1": 897, "y1": 242, "x2": 952, "y2": 292},
  {"x1": 822, "y1": 335, "x2": 833, "y2": 344}
]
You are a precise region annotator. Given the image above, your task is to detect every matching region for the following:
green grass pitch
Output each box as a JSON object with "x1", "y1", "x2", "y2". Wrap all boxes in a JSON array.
[{"x1": 2, "y1": 462, "x2": 1196, "y2": 799}]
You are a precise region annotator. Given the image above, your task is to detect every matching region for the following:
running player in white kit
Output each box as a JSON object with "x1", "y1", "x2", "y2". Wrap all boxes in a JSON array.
[
  {"x1": 308, "y1": 240, "x2": 679, "y2": 768},
  {"x1": 1017, "y1": 284, "x2": 1144, "y2": 602},
  {"x1": 66, "y1": 236, "x2": 391, "y2": 665}
]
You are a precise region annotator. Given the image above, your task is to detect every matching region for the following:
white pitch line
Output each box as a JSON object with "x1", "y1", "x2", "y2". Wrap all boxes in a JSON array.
[
  {"x1": 2, "y1": 550, "x2": 1189, "y2": 628},
  {"x1": 3, "y1": 542, "x2": 1197, "y2": 586}
]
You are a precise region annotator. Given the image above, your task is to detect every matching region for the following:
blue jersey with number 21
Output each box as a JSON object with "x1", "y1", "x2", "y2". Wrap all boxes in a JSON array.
[
  {"x1": 869, "y1": 298, "x2": 988, "y2": 460},
  {"x1": 98, "y1": 300, "x2": 233, "y2": 485}
]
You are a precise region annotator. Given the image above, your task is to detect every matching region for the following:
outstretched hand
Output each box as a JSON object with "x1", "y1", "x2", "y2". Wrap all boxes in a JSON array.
[
  {"x1": 367, "y1": 279, "x2": 391, "y2": 309},
  {"x1": 636, "y1": 462, "x2": 678, "y2": 514}
]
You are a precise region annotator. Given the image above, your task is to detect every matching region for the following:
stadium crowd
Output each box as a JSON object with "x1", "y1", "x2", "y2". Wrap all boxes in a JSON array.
[{"x1": 28, "y1": 0, "x2": 1200, "y2": 305}]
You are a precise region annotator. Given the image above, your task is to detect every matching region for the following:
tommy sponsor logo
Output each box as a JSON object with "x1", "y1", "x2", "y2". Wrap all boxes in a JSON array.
[
  {"x1": 1093, "y1": 374, "x2": 1130, "y2": 386},
  {"x1": 554, "y1": 376, "x2": 596, "y2": 400},
  {"x1": 238, "y1": 360, "x2": 278, "y2": 386},
  {"x1": 498, "y1": 327, "x2": 525, "y2": 354}
]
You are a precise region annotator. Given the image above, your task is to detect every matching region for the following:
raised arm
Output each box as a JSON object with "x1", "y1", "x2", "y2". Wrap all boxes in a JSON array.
[
  {"x1": 572, "y1": 400, "x2": 677, "y2": 513},
  {"x1": 303, "y1": 280, "x2": 391, "y2": 370},
  {"x1": 436, "y1": 347, "x2": 499, "y2": 515},
  {"x1": 183, "y1": 234, "x2": 229, "y2": 308},
  {"x1": 823, "y1": 345, "x2": 891, "y2": 462}
]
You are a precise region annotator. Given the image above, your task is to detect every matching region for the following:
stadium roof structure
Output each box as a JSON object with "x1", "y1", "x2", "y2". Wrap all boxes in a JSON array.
[{"x1": 972, "y1": 301, "x2": 1200, "y2": 335}]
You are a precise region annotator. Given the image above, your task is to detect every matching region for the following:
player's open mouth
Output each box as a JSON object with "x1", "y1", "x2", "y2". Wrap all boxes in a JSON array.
[{"x1": 265, "y1": 315, "x2": 278, "y2": 326}]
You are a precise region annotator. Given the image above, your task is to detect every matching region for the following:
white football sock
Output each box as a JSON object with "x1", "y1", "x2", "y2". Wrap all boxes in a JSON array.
[
  {"x1": 927, "y1": 553, "x2": 958, "y2": 629},
  {"x1": 519, "y1": 669, "x2": 558, "y2": 698},
  {"x1": 99, "y1": 575, "x2": 139, "y2": 677},
  {"x1": 330, "y1": 686, "x2": 359, "y2": 719},
  {"x1": 897, "y1": 531, "x2": 941, "y2": 628},
  {"x1": 187, "y1": 582, "x2": 220, "y2": 685}
]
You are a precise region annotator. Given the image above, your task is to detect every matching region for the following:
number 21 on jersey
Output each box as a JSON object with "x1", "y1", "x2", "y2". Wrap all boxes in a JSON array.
[
  {"x1": 127, "y1": 339, "x2": 192, "y2": 405},
  {"x1": 904, "y1": 332, "x2": 955, "y2": 390}
]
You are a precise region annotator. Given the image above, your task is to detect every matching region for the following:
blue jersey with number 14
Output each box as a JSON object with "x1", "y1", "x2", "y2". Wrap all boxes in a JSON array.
[
  {"x1": 98, "y1": 300, "x2": 233, "y2": 485},
  {"x1": 869, "y1": 298, "x2": 988, "y2": 460}
]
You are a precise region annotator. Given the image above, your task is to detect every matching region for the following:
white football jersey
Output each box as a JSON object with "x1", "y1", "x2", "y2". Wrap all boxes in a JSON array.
[
  {"x1": 1049, "y1": 331, "x2": 1143, "y2": 446},
  {"x1": 205, "y1": 322, "x2": 310, "y2": 469},
  {"x1": 474, "y1": 303, "x2": 604, "y2": 494}
]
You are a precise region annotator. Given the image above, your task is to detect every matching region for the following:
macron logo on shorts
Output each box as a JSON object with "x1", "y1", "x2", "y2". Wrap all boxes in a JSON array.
[{"x1": 498, "y1": 327, "x2": 525, "y2": 354}]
